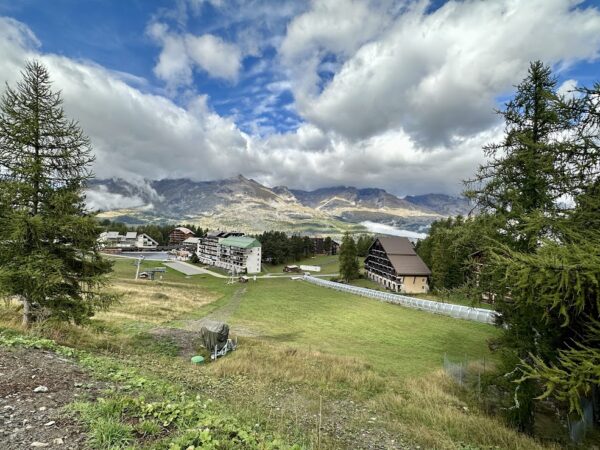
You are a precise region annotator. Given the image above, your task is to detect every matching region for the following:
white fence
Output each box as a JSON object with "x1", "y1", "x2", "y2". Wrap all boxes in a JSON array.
[{"x1": 303, "y1": 276, "x2": 498, "y2": 324}]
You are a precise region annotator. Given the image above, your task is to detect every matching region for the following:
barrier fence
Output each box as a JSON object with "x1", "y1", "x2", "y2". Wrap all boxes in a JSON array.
[{"x1": 302, "y1": 275, "x2": 498, "y2": 324}]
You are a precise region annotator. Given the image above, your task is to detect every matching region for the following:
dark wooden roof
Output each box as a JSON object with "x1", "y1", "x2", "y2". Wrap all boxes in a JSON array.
[
  {"x1": 369, "y1": 235, "x2": 432, "y2": 276},
  {"x1": 377, "y1": 235, "x2": 417, "y2": 255}
]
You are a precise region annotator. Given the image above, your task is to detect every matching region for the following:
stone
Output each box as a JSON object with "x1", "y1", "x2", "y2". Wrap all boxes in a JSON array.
[
  {"x1": 33, "y1": 386, "x2": 48, "y2": 393},
  {"x1": 52, "y1": 438, "x2": 64, "y2": 445},
  {"x1": 44, "y1": 421, "x2": 55, "y2": 427},
  {"x1": 31, "y1": 442, "x2": 49, "y2": 448}
]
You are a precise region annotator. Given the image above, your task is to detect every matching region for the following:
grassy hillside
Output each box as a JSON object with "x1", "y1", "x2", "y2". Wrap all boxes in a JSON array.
[{"x1": 0, "y1": 258, "x2": 558, "y2": 449}]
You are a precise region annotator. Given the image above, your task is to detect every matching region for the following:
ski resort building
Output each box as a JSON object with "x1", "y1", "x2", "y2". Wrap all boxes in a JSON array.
[
  {"x1": 196, "y1": 231, "x2": 261, "y2": 274},
  {"x1": 168, "y1": 227, "x2": 195, "y2": 245},
  {"x1": 364, "y1": 236, "x2": 431, "y2": 294},
  {"x1": 98, "y1": 231, "x2": 159, "y2": 249}
]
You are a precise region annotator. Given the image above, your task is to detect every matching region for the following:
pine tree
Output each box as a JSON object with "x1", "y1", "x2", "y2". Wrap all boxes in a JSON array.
[
  {"x1": 0, "y1": 61, "x2": 116, "y2": 327},
  {"x1": 339, "y1": 232, "x2": 359, "y2": 282}
]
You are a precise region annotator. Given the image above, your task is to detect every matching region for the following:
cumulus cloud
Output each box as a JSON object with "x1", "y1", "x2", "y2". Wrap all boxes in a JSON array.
[
  {"x1": 148, "y1": 22, "x2": 242, "y2": 85},
  {"x1": 185, "y1": 34, "x2": 241, "y2": 80},
  {"x1": 283, "y1": 0, "x2": 600, "y2": 145},
  {"x1": 0, "y1": 17, "x2": 253, "y2": 183},
  {"x1": 1, "y1": 0, "x2": 600, "y2": 202}
]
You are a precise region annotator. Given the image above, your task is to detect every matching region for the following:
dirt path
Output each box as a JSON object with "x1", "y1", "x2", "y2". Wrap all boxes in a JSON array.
[
  {"x1": 149, "y1": 287, "x2": 257, "y2": 357},
  {"x1": 179, "y1": 287, "x2": 259, "y2": 337},
  {"x1": 0, "y1": 347, "x2": 106, "y2": 450}
]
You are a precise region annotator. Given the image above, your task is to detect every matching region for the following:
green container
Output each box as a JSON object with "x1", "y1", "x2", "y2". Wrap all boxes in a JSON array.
[{"x1": 191, "y1": 355, "x2": 205, "y2": 364}]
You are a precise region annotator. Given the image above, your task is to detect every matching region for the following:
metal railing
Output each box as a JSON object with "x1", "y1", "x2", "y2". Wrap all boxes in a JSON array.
[{"x1": 303, "y1": 275, "x2": 498, "y2": 324}]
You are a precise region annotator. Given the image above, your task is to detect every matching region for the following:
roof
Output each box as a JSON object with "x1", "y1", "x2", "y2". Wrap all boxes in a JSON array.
[
  {"x1": 105, "y1": 231, "x2": 120, "y2": 238},
  {"x1": 174, "y1": 227, "x2": 195, "y2": 235},
  {"x1": 376, "y1": 235, "x2": 416, "y2": 255},
  {"x1": 369, "y1": 236, "x2": 431, "y2": 276},
  {"x1": 388, "y1": 254, "x2": 431, "y2": 276},
  {"x1": 125, "y1": 231, "x2": 137, "y2": 239},
  {"x1": 183, "y1": 237, "x2": 201, "y2": 244},
  {"x1": 219, "y1": 236, "x2": 261, "y2": 249}
]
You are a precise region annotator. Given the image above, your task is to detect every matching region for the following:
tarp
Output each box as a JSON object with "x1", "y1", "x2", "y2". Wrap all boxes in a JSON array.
[{"x1": 200, "y1": 320, "x2": 230, "y2": 352}]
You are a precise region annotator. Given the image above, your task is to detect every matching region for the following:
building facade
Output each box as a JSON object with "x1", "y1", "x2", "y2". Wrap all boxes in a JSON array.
[
  {"x1": 196, "y1": 231, "x2": 261, "y2": 274},
  {"x1": 364, "y1": 236, "x2": 431, "y2": 294},
  {"x1": 98, "y1": 231, "x2": 159, "y2": 249},
  {"x1": 168, "y1": 227, "x2": 195, "y2": 245}
]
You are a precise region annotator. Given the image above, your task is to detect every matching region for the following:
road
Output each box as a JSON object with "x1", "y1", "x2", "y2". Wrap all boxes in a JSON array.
[{"x1": 163, "y1": 261, "x2": 338, "y2": 279}]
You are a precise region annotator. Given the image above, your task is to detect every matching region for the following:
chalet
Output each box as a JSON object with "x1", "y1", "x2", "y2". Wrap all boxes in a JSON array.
[
  {"x1": 98, "y1": 231, "x2": 158, "y2": 250},
  {"x1": 168, "y1": 227, "x2": 195, "y2": 245},
  {"x1": 364, "y1": 236, "x2": 431, "y2": 294}
]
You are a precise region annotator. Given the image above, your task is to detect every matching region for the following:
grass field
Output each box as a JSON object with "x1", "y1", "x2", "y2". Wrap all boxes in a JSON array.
[
  {"x1": 0, "y1": 257, "x2": 559, "y2": 449},
  {"x1": 260, "y1": 254, "x2": 341, "y2": 274}
]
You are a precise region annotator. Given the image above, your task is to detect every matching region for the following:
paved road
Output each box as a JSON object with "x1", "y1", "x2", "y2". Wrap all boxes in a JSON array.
[{"x1": 164, "y1": 261, "x2": 227, "y2": 277}]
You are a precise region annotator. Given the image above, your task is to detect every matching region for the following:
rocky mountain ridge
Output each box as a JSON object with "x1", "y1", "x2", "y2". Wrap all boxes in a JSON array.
[{"x1": 87, "y1": 175, "x2": 472, "y2": 234}]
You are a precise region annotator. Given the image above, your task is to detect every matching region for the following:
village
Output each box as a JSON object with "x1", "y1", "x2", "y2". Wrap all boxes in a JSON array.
[
  {"x1": 97, "y1": 226, "x2": 432, "y2": 294},
  {"x1": 1, "y1": 1, "x2": 599, "y2": 449}
]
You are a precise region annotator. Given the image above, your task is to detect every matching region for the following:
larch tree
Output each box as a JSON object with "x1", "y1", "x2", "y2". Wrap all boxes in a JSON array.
[
  {"x1": 0, "y1": 60, "x2": 116, "y2": 327},
  {"x1": 339, "y1": 232, "x2": 359, "y2": 282},
  {"x1": 464, "y1": 62, "x2": 600, "y2": 430}
]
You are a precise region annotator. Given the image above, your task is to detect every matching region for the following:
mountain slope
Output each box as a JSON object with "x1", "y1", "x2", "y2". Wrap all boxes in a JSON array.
[{"x1": 87, "y1": 176, "x2": 467, "y2": 234}]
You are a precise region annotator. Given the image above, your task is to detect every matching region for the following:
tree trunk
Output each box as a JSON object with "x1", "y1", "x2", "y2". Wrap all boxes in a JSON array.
[{"x1": 21, "y1": 297, "x2": 31, "y2": 328}]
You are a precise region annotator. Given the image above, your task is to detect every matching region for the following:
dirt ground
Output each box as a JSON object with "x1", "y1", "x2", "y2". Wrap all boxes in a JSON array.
[{"x1": 0, "y1": 347, "x2": 104, "y2": 450}]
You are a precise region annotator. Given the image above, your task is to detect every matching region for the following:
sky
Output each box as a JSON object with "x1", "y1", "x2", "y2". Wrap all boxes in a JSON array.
[{"x1": 0, "y1": 0, "x2": 600, "y2": 198}]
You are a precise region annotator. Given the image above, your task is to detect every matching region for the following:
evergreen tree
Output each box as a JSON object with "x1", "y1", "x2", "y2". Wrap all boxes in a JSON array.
[
  {"x1": 0, "y1": 61, "x2": 116, "y2": 327},
  {"x1": 323, "y1": 236, "x2": 332, "y2": 254},
  {"x1": 339, "y1": 232, "x2": 359, "y2": 282},
  {"x1": 466, "y1": 61, "x2": 574, "y2": 251},
  {"x1": 464, "y1": 63, "x2": 600, "y2": 430}
]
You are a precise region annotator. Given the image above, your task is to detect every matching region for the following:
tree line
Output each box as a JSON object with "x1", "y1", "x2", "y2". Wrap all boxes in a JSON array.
[{"x1": 416, "y1": 61, "x2": 600, "y2": 433}]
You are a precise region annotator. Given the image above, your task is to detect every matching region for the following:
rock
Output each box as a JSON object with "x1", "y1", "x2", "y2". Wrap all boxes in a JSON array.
[
  {"x1": 44, "y1": 421, "x2": 55, "y2": 426},
  {"x1": 33, "y1": 386, "x2": 48, "y2": 393},
  {"x1": 31, "y1": 442, "x2": 49, "y2": 448},
  {"x1": 38, "y1": 406, "x2": 47, "y2": 411},
  {"x1": 53, "y1": 438, "x2": 64, "y2": 445}
]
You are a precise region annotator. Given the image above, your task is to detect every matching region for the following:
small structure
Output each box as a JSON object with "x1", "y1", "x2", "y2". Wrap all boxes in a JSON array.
[
  {"x1": 200, "y1": 321, "x2": 237, "y2": 360},
  {"x1": 300, "y1": 265, "x2": 321, "y2": 272},
  {"x1": 364, "y1": 236, "x2": 431, "y2": 294},
  {"x1": 283, "y1": 265, "x2": 301, "y2": 273},
  {"x1": 169, "y1": 227, "x2": 196, "y2": 245},
  {"x1": 137, "y1": 267, "x2": 166, "y2": 280}
]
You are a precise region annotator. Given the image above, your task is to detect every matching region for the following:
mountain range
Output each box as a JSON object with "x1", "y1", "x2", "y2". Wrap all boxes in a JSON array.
[{"x1": 87, "y1": 175, "x2": 472, "y2": 235}]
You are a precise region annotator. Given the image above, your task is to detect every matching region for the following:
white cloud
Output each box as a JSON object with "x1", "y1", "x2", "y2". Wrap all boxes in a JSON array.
[
  {"x1": 283, "y1": 0, "x2": 600, "y2": 145},
  {"x1": 185, "y1": 34, "x2": 241, "y2": 81},
  {"x1": 85, "y1": 187, "x2": 147, "y2": 211},
  {"x1": 148, "y1": 22, "x2": 242, "y2": 86},
  {"x1": 2, "y1": 0, "x2": 600, "y2": 204},
  {"x1": 558, "y1": 78, "x2": 579, "y2": 98}
]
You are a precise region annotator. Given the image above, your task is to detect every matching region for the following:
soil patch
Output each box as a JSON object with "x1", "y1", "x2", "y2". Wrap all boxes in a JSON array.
[{"x1": 0, "y1": 347, "x2": 105, "y2": 449}]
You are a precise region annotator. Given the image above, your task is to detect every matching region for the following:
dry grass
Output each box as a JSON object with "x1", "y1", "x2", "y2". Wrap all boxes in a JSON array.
[
  {"x1": 372, "y1": 371, "x2": 558, "y2": 450},
  {"x1": 208, "y1": 339, "x2": 386, "y2": 396},
  {"x1": 98, "y1": 280, "x2": 218, "y2": 324}
]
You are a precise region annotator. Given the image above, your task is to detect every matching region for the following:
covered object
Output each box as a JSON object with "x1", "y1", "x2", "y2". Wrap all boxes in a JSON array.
[{"x1": 200, "y1": 320, "x2": 230, "y2": 352}]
